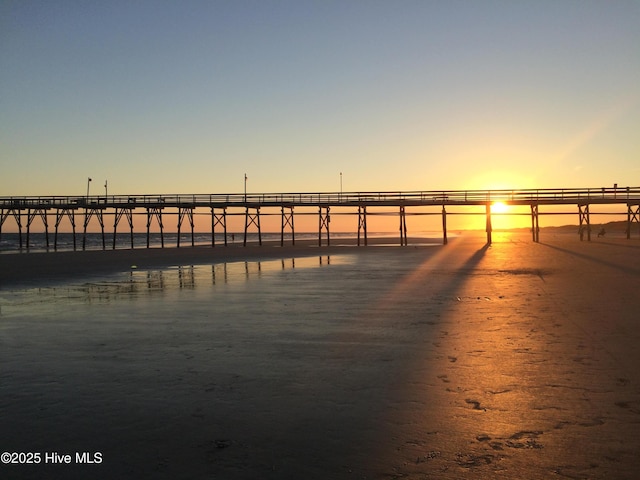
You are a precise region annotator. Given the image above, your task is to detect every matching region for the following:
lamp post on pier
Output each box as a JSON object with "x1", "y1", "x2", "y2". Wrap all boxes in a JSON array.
[
  {"x1": 244, "y1": 173, "x2": 247, "y2": 202},
  {"x1": 86, "y1": 177, "x2": 92, "y2": 199},
  {"x1": 104, "y1": 180, "x2": 108, "y2": 198}
]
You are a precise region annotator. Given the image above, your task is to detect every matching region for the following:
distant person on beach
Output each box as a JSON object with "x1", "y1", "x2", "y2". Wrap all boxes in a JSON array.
[{"x1": 598, "y1": 228, "x2": 606, "y2": 237}]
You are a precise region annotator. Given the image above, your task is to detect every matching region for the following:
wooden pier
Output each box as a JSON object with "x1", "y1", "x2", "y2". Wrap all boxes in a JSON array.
[{"x1": 1, "y1": 187, "x2": 640, "y2": 250}]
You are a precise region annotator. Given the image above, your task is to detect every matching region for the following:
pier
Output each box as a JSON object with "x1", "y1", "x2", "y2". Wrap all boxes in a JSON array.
[{"x1": 1, "y1": 187, "x2": 639, "y2": 250}]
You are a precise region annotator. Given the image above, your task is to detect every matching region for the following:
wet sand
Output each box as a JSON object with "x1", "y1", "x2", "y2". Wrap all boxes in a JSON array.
[
  {"x1": 1, "y1": 231, "x2": 639, "y2": 479},
  {"x1": 0, "y1": 236, "x2": 432, "y2": 288}
]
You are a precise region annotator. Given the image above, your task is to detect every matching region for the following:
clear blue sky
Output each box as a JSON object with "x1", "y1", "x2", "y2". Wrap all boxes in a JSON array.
[{"x1": 2, "y1": 0, "x2": 639, "y2": 196}]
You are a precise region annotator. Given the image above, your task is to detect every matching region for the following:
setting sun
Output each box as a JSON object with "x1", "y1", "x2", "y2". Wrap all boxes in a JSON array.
[{"x1": 491, "y1": 201, "x2": 509, "y2": 214}]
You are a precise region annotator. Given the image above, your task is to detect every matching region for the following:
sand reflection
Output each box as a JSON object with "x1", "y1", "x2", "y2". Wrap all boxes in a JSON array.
[
  {"x1": 373, "y1": 234, "x2": 640, "y2": 479},
  {"x1": 0, "y1": 255, "x2": 345, "y2": 312}
]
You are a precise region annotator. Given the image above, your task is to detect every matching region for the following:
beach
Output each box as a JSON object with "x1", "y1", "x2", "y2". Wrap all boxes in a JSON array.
[
  {"x1": 1, "y1": 231, "x2": 639, "y2": 479},
  {"x1": 0, "y1": 236, "x2": 437, "y2": 288}
]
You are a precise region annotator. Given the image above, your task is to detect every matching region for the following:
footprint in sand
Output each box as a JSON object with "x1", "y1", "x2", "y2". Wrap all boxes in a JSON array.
[{"x1": 465, "y1": 399, "x2": 483, "y2": 410}]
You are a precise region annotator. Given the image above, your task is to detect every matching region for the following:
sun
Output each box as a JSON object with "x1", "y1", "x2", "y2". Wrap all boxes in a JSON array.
[{"x1": 491, "y1": 201, "x2": 509, "y2": 214}]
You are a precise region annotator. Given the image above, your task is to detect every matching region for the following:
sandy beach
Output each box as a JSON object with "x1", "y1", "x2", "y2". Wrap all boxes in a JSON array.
[{"x1": 1, "y1": 231, "x2": 639, "y2": 479}]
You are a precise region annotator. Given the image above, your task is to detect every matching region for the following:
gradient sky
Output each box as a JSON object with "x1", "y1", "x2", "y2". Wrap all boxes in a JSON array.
[{"x1": 2, "y1": 1, "x2": 639, "y2": 197}]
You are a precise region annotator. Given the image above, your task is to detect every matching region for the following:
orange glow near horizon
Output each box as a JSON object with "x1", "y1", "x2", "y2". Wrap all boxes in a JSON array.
[{"x1": 1, "y1": 201, "x2": 631, "y2": 236}]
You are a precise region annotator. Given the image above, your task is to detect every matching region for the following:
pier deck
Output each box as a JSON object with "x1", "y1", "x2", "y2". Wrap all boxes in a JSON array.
[{"x1": 2, "y1": 187, "x2": 640, "y2": 250}]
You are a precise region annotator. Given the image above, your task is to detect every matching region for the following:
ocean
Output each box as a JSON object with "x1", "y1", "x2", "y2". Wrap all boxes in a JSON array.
[{"x1": 0, "y1": 231, "x2": 443, "y2": 253}]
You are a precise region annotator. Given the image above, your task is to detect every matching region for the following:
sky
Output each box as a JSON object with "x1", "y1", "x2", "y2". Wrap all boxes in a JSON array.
[{"x1": 1, "y1": 0, "x2": 639, "y2": 198}]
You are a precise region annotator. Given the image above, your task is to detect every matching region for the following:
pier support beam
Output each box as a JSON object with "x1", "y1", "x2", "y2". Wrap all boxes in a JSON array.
[
  {"x1": 531, "y1": 204, "x2": 540, "y2": 242},
  {"x1": 281, "y1": 206, "x2": 295, "y2": 247},
  {"x1": 485, "y1": 203, "x2": 492, "y2": 245},
  {"x1": 211, "y1": 207, "x2": 227, "y2": 247},
  {"x1": 27, "y1": 209, "x2": 50, "y2": 249},
  {"x1": 146, "y1": 207, "x2": 165, "y2": 248},
  {"x1": 113, "y1": 207, "x2": 135, "y2": 249},
  {"x1": 83, "y1": 208, "x2": 106, "y2": 250},
  {"x1": 578, "y1": 204, "x2": 591, "y2": 241},
  {"x1": 627, "y1": 204, "x2": 639, "y2": 239},
  {"x1": 442, "y1": 206, "x2": 448, "y2": 245},
  {"x1": 177, "y1": 207, "x2": 195, "y2": 248},
  {"x1": 399, "y1": 206, "x2": 408, "y2": 246},
  {"x1": 244, "y1": 206, "x2": 261, "y2": 246},
  {"x1": 55, "y1": 208, "x2": 77, "y2": 251},
  {"x1": 1, "y1": 209, "x2": 23, "y2": 249},
  {"x1": 0, "y1": 210, "x2": 6, "y2": 246},
  {"x1": 357, "y1": 205, "x2": 368, "y2": 246},
  {"x1": 318, "y1": 206, "x2": 330, "y2": 246}
]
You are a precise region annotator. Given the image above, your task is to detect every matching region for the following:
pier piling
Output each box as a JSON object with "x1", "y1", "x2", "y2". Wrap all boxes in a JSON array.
[
  {"x1": 113, "y1": 207, "x2": 134, "y2": 249},
  {"x1": 27, "y1": 209, "x2": 49, "y2": 249},
  {"x1": 244, "y1": 206, "x2": 261, "y2": 246},
  {"x1": 578, "y1": 204, "x2": 591, "y2": 241},
  {"x1": 628, "y1": 204, "x2": 640, "y2": 239},
  {"x1": 357, "y1": 205, "x2": 367, "y2": 246},
  {"x1": 442, "y1": 206, "x2": 448, "y2": 245},
  {"x1": 211, "y1": 207, "x2": 227, "y2": 247},
  {"x1": 83, "y1": 207, "x2": 105, "y2": 250},
  {"x1": 318, "y1": 206, "x2": 330, "y2": 246},
  {"x1": 281, "y1": 206, "x2": 295, "y2": 247},
  {"x1": 531, "y1": 204, "x2": 540, "y2": 242},
  {"x1": 399, "y1": 206, "x2": 408, "y2": 246},
  {"x1": 177, "y1": 207, "x2": 195, "y2": 248},
  {"x1": 54, "y1": 208, "x2": 76, "y2": 251},
  {"x1": 485, "y1": 203, "x2": 492, "y2": 245},
  {"x1": 146, "y1": 207, "x2": 165, "y2": 248}
]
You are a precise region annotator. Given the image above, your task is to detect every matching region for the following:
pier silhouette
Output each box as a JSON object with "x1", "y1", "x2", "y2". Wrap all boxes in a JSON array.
[{"x1": 2, "y1": 187, "x2": 639, "y2": 250}]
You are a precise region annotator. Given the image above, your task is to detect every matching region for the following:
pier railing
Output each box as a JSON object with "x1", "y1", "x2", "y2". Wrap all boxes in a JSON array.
[{"x1": 2, "y1": 187, "x2": 640, "y2": 208}]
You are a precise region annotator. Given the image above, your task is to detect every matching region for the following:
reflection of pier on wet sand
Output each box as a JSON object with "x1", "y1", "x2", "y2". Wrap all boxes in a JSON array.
[
  {"x1": 0, "y1": 237, "x2": 392, "y2": 288},
  {"x1": 44, "y1": 255, "x2": 338, "y2": 300},
  {"x1": 1, "y1": 231, "x2": 639, "y2": 478}
]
